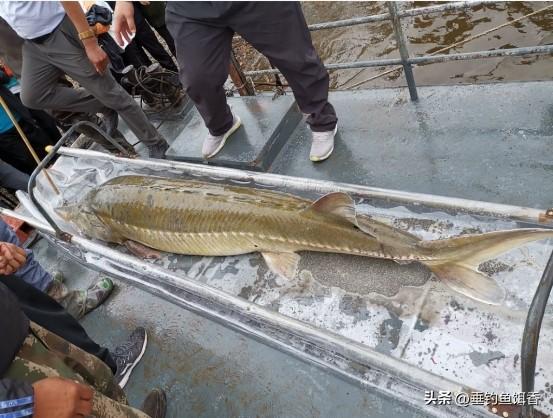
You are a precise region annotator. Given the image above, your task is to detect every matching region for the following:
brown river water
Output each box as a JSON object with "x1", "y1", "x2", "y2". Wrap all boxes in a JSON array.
[{"x1": 234, "y1": 1, "x2": 553, "y2": 90}]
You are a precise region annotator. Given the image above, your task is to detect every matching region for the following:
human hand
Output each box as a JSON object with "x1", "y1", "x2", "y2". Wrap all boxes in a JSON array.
[
  {"x1": 113, "y1": 1, "x2": 136, "y2": 46},
  {"x1": 83, "y1": 39, "x2": 109, "y2": 74},
  {"x1": 0, "y1": 242, "x2": 26, "y2": 275},
  {"x1": 32, "y1": 377, "x2": 93, "y2": 418}
]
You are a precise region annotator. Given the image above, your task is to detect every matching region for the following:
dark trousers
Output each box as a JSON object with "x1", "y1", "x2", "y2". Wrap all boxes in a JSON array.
[
  {"x1": 0, "y1": 275, "x2": 117, "y2": 374},
  {"x1": 0, "y1": 159, "x2": 29, "y2": 191},
  {"x1": 123, "y1": 40, "x2": 152, "y2": 69},
  {"x1": 135, "y1": 18, "x2": 178, "y2": 73},
  {"x1": 166, "y1": 2, "x2": 337, "y2": 136},
  {"x1": 155, "y1": 25, "x2": 176, "y2": 56},
  {"x1": 0, "y1": 120, "x2": 54, "y2": 175}
]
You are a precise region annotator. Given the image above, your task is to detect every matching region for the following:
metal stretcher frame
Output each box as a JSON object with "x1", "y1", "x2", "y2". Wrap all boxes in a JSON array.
[{"x1": 14, "y1": 127, "x2": 553, "y2": 417}]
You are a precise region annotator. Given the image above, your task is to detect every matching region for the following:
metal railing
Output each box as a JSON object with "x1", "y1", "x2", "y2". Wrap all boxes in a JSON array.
[
  {"x1": 306, "y1": 1, "x2": 489, "y2": 31},
  {"x1": 240, "y1": 1, "x2": 553, "y2": 102}
]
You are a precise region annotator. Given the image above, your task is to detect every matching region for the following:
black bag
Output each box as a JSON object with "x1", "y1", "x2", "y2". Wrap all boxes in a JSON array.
[{"x1": 86, "y1": 4, "x2": 113, "y2": 26}]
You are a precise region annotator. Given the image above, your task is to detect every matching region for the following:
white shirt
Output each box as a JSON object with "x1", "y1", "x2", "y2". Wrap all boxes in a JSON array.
[{"x1": 0, "y1": 1, "x2": 65, "y2": 40}]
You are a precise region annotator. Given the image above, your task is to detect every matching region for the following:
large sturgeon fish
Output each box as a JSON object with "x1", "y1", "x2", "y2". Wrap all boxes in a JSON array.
[{"x1": 56, "y1": 175, "x2": 553, "y2": 305}]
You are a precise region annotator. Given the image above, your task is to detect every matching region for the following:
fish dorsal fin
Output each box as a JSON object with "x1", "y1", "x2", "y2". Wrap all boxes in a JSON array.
[
  {"x1": 306, "y1": 193, "x2": 420, "y2": 246},
  {"x1": 261, "y1": 252, "x2": 300, "y2": 280},
  {"x1": 307, "y1": 192, "x2": 358, "y2": 226},
  {"x1": 356, "y1": 214, "x2": 420, "y2": 247}
]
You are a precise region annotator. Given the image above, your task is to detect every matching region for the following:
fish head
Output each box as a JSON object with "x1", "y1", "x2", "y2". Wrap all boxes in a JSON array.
[
  {"x1": 54, "y1": 202, "x2": 80, "y2": 222},
  {"x1": 54, "y1": 200, "x2": 112, "y2": 241}
]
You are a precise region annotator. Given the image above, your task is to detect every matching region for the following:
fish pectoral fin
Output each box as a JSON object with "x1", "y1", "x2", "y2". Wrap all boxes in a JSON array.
[
  {"x1": 261, "y1": 252, "x2": 300, "y2": 280},
  {"x1": 124, "y1": 240, "x2": 162, "y2": 260},
  {"x1": 425, "y1": 262, "x2": 505, "y2": 305},
  {"x1": 307, "y1": 192, "x2": 358, "y2": 226}
]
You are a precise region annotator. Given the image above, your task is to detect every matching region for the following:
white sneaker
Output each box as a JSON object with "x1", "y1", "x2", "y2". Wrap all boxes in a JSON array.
[
  {"x1": 202, "y1": 113, "x2": 242, "y2": 159},
  {"x1": 310, "y1": 125, "x2": 337, "y2": 162}
]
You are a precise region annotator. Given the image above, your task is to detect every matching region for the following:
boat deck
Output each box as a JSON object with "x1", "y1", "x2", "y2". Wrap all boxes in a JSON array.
[
  {"x1": 146, "y1": 80, "x2": 553, "y2": 208},
  {"x1": 26, "y1": 81, "x2": 553, "y2": 417}
]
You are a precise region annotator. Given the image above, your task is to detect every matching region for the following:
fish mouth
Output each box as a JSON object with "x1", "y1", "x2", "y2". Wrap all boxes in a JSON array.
[{"x1": 54, "y1": 204, "x2": 76, "y2": 221}]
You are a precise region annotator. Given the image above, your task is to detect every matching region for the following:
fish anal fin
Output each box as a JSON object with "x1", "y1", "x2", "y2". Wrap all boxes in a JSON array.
[
  {"x1": 426, "y1": 262, "x2": 505, "y2": 305},
  {"x1": 261, "y1": 252, "x2": 300, "y2": 280},
  {"x1": 307, "y1": 192, "x2": 358, "y2": 225}
]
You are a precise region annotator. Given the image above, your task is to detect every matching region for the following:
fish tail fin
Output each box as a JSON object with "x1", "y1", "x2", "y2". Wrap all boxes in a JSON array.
[
  {"x1": 419, "y1": 228, "x2": 553, "y2": 265},
  {"x1": 422, "y1": 261, "x2": 505, "y2": 305},
  {"x1": 419, "y1": 228, "x2": 553, "y2": 304}
]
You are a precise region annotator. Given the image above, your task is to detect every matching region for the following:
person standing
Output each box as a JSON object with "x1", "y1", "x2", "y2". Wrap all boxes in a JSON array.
[
  {"x1": 139, "y1": 1, "x2": 177, "y2": 56},
  {"x1": 114, "y1": 1, "x2": 338, "y2": 162},
  {"x1": 0, "y1": 1, "x2": 170, "y2": 159},
  {"x1": 132, "y1": 3, "x2": 178, "y2": 73}
]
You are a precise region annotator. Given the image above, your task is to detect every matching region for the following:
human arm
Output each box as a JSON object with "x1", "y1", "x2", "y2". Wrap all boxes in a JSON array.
[
  {"x1": 60, "y1": 1, "x2": 109, "y2": 74},
  {"x1": 112, "y1": 1, "x2": 136, "y2": 46}
]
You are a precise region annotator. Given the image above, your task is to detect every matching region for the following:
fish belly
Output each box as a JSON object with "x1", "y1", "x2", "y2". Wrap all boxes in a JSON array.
[{"x1": 101, "y1": 215, "x2": 263, "y2": 256}]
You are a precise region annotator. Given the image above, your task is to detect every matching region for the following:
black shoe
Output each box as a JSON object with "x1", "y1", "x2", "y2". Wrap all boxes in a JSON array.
[
  {"x1": 113, "y1": 327, "x2": 148, "y2": 388},
  {"x1": 140, "y1": 388, "x2": 167, "y2": 418},
  {"x1": 148, "y1": 140, "x2": 170, "y2": 159}
]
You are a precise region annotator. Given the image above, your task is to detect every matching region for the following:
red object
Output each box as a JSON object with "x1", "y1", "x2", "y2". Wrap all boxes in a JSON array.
[
  {"x1": 0, "y1": 63, "x2": 14, "y2": 78},
  {"x1": 1, "y1": 215, "x2": 31, "y2": 243}
]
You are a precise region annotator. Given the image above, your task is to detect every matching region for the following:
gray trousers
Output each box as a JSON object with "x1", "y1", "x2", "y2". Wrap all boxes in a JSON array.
[
  {"x1": 166, "y1": 2, "x2": 337, "y2": 136},
  {"x1": 0, "y1": 17, "x2": 24, "y2": 77},
  {"x1": 20, "y1": 17, "x2": 163, "y2": 146},
  {"x1": 0, "y1": 159, "x2": 29, "y2": 191}
]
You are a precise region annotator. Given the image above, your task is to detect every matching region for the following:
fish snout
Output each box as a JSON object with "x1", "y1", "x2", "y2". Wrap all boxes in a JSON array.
[{"x1": 54, "y1": 204, "x2": 78, "y2": 221}]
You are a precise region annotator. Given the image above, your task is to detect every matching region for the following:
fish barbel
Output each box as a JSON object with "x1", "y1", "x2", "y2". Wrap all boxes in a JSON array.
[{"x1": 56, "y1": 175, "x2": 553, "y2": 305}]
